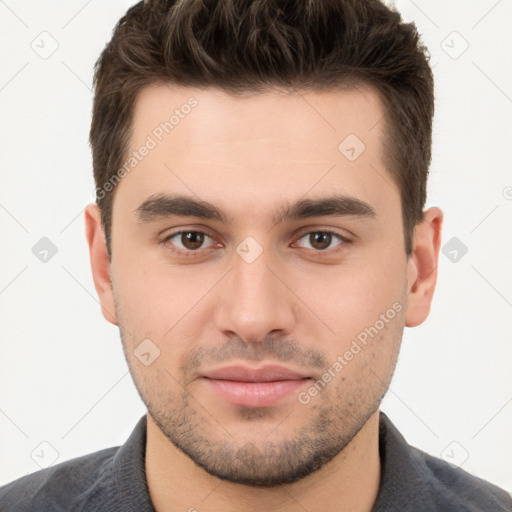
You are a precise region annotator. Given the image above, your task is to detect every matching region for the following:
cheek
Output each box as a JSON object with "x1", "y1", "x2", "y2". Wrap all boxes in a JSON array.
[
  {"x1": 300, "y1": 250, "x2": 407, "y2": 343},
  {"x1": 112, "y1": 255, "x2": 217, "y2": 347}
]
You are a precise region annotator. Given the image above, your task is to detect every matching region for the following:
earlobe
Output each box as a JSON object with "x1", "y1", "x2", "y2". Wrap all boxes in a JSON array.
[
  {"x1": 84, "y1": 203, "x2": 118, "y2": 326},
  {"x1": 405, "y1": 207, "x2": 444, "y2": 328}
]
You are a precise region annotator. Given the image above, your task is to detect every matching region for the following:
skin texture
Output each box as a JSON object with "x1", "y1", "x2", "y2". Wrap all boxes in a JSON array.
[{"x1": 85, "y1": 84, "x2": 443, "y2": 512}]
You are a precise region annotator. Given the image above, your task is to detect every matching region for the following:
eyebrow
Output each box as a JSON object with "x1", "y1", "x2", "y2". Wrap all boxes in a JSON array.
[{"x1": 134, "y1": 193, "x2": 377, "y2": 225}]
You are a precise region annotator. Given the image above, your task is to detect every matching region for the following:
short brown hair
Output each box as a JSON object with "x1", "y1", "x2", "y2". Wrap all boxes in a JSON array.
[{"x1": 90, "y1": 0, "x2": 434, "y2": 258}]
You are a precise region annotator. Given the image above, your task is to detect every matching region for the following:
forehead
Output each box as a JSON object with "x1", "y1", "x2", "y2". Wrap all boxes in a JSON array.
[
  {"x1": 113, "y1": 83, "x2": 397, "y2": 224},
  {"x1": 130, "y1": 83, "x2": 385, "y2": 150}
]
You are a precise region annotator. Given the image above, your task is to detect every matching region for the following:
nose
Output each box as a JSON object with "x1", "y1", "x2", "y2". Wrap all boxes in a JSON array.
[{"x1": 214, "y1": 244, "x2": 297, "y2": 344}]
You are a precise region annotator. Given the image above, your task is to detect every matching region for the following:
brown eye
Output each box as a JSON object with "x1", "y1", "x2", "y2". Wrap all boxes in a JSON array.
[
  {"x1": 180, "y1": 231, "x2": 205, "y2": 250},
  {"x1": 309, "y1": 232, "x2": 332, "y2": 250},
  {"x1": 296, "y1": 231, "x2": 347, "y2": 252},
  {"x1": 164, "y1": 231, "x2": 214, "y2": 253}
]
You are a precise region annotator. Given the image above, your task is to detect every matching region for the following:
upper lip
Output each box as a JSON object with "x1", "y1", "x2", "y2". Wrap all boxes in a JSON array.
[{"x1": 202, "y1": 364, "x2": 311, "y2": 382}]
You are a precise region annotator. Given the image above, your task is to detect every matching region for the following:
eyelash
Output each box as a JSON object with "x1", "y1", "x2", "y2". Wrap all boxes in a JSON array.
[{"x1": 161, "y1": 229, "x2": 352, "y2": 258}]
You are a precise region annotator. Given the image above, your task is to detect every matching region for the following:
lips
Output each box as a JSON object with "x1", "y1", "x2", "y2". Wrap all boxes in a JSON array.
[
  {"x1": 203, "y1": 364, "x2": 310, "y2": 382},
  {"x1": 201, "y1": 364, "x2": 312, "y2": 407}
]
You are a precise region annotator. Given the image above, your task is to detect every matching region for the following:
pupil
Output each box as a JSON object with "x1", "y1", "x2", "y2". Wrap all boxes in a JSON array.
[
  {"x1": 311, "y1": 232, "x2": 331, "y2": 250},
  {"x1": 183, "y1": 232, "x2": 204, "y2": 250}
]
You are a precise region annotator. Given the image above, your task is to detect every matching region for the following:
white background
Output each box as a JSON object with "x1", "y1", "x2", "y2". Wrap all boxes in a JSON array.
[{"x1": 0, "y1": 0, "x2": 511, "y2": 495}]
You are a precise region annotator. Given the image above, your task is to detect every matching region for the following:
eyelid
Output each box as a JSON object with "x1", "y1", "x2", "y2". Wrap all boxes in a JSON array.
[
  {"x1": 161, "y1": 227, "x2": 353, "y2": 257},
  {"x1": 291, "y1": 229, "x2": 351, "y2": 254},
  {"x1": 161, "y1": 228, "x2": 219, "y2": 256},
  {"x1": 293, "y1": 226, "x2": 352, "y2": 242}
]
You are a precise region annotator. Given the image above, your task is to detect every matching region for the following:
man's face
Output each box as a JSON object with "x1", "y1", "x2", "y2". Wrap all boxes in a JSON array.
[{"x1": 104, "y1": 84, "x2": 413, "y2": 486}]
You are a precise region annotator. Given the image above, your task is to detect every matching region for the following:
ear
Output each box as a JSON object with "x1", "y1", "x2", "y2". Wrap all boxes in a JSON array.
[
  {"x1": 405, "y1": 207, "x2": 444, "y2": 327},
  {"x1": 84, "y1": 203, "x2": 118, "y2": 326}
]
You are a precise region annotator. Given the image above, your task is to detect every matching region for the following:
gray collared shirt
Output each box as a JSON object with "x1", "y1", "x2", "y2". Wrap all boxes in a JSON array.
[{"x1": 1, "y1": 412, "x2": 511, "y2": 511}]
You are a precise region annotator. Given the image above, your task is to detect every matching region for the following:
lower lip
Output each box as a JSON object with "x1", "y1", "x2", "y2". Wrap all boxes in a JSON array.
[{"x1": 203, "y1": 378, "x2": 310, "y2": 407}]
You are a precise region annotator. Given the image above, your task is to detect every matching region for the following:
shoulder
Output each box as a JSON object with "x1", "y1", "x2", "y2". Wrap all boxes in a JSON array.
[
  {"x1": 409, "y1": 444, "x2": 512, "y2": 511},
  {"x1": 421, "y1": 448, "x2": 512, "y2": 511},
  {"x1": 376, "y1": 412, "x2": 512, "y2": 512},
  {"x1": 0, "y1": 446, "x2": 119, "y2": 511}
]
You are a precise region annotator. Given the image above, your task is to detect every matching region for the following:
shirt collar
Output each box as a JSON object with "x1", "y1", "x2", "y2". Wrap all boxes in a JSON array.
[
  {"x1": 371, "y1": 411, "x2": 432, "y2": 511},
  {"x1": 112, "y1": 415, "x2": 156, "y2": 511},
  {"x1": 110, "y1": 411, "x2": 430, "y2": 512}
]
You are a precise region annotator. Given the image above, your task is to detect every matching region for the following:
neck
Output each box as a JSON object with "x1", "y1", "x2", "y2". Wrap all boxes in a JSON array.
[{"x1": 145, "y1": 410, "x2": 381, "y2": 512}]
